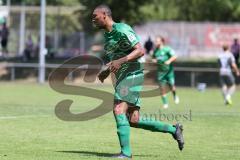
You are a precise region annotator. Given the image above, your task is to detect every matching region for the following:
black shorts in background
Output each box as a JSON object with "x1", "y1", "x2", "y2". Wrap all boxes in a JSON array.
[
  {"x1": 1, "y1": 39, "x2": 8, "y2": 48},
  {"x1": 220, "y1": 74, "x2": 235, "y2": 87}
]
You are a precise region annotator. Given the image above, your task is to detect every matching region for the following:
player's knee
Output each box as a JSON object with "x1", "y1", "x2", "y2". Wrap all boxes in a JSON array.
[
  {"x1": 129, "y1": 116, "x2": 139, "y2": 127},
  {"x1": 113, "y1": 104, "x2": 123, "y2": 115},
  {"x1": 129, "y1": 120, "x2": 138, "y2": 127}
]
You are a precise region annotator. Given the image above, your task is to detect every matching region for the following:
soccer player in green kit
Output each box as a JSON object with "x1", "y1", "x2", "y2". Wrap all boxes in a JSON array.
[
  {"x1": 152, "y1": 36, "x2": 180, "y2": 109},
  {"x1": 92, "y1": 5, "x2": 184, "y2": 159}
]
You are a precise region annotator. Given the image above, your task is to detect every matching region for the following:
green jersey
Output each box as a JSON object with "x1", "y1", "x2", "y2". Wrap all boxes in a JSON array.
[
  {"x1": 103, "y1": 23, "x2": 144, "y2": 107},
  {"x1": 153, "y1": 46, "x2": 175, "y2": 72},
  {"x1": 153, "y1": 46, "x2": 176, "y2": 85},
  {"x1": 104, "y1": 23, "x2": 143, "y2": 82}
]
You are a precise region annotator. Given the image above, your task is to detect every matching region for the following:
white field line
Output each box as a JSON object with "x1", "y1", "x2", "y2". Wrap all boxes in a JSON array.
[{"x1": 0, "y1": 115, "x2": 50, "y2": 120}]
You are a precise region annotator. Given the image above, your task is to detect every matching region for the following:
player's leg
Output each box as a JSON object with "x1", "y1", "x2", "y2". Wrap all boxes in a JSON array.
[
  {"x1": 167, "y1": 72, "x2": 179, "y2": 104},
  {"x1": 225, "y1": 84, "x2": 235, "y2": 105},
  {"x1": 222, "y1": 84, "x2": 228, "y2": 104},
  {"x1": 228, "y1": 84, "x2": 236, "y2": 97},
  {"x1": 220, "y1": 75, "x2": 228, "y2": 104},
  {"x1": 158, "y1": 72, "x2": 169, "y2": 108},
  {"x1": 159, "y1": 83, "x2": 169, "y2": 109},
  {"x1": 127, "y1": 105, "x2": 184, "y2": 150},
  {"x1": 225, "y1": 74, "x2": 236, "y2": 105},
  {"x1": 170, "y1": 85, "x2": 179, "y2": 104},
  {"x1": 113, "y1": 100, "x2": 132, "y2": 158},
  {"x1": 169, "y1": 81, "x2": 179, "y2": 105},
  {"x1": 113, "y1": 72, "x2": 146, "y2": 158},
  {"x1": 128, "y1": 106, "x2": 175, "y2": 133}
]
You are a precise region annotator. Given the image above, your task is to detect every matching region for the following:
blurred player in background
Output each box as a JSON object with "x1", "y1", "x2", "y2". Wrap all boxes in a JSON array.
[
  {"x1": 230, "y1": 38, "x2": 240, "y2": 67},
  {"x1": 218, "y1": 44, "x2": 240, "y2": 105},
  {"x1": 152, "y1": 36, "x2": 179, "y2": 109},
  {"x1": 92, "y1": 5, "x2": 184, "y2": 159},
  {"x1": 0, "y1": 22, "x2": 9, "y2": 57}
]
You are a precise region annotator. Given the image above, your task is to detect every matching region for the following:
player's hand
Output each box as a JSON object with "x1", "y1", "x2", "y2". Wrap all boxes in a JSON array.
[
  {"x1": 107, "y1": 59, "x2": 125, "y2": 73},
  {"x1": 152, "y1": 59, "x2": 157, "y2": 63},
  {"x1": 98, "y1": 68, "x2": 110, "y2": 83},
  {"x1": 165, "y1": 60, "x2": 171, "y2": 65}
]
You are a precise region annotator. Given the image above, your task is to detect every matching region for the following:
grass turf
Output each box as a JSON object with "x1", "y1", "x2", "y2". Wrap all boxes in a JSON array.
[{"x1": 0, "y1": 82, "x2": 239, "y2": 160}]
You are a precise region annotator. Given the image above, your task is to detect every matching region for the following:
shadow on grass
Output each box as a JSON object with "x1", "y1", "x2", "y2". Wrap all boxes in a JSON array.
[
  {"x1": 57, "y1": 150, "x2": 115, "y2": 158},
  {"x1": 57, "y1": 150, "x2": 160, "y2": 158}
]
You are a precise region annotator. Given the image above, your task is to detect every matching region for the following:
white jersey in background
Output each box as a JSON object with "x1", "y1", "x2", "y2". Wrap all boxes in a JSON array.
[{"x1": 218, "y1": 51, "x2": 235, "y2": 76}]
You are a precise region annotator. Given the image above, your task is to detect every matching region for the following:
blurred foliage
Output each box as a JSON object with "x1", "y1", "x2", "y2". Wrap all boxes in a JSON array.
[
  {"x1": 3, "y1": 0, "x2": 79, "y2": 5},
  {"x1": 4, "y1": 0, "x2": 81, "y2": 33},
  {"x1": 78, "y1": 0, "x2": 154, "y2": 32},
  {"x1": 140, "y1": 0, "x2": 179, "y2": 20},
  {"x1": 2, "y1": 0, "x2": 240, "y2": 32},
  {"x1": 174, "y1": 0, "x2": 240, "y2": 22},
  {"x1": 78, "y1": 0, "x2": 240, "y2": 32},
  {"x1": 139, "y1": 0, "x2": 240, "y2": 22}
]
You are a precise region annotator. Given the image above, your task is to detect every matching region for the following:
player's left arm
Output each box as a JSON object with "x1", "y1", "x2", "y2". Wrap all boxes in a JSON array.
[
  {"x1": 108, "y1": 43, "x2": 144, "y2": 73},
  {"x1": 165, "y1": 48, "x2": 177, "y2": 65},
  {"x1": 231, "y1": 63, "x2": 240, "y2": 76},
  {"x1": 107, "y1": 28, "x2": 144, "y2": 72}
]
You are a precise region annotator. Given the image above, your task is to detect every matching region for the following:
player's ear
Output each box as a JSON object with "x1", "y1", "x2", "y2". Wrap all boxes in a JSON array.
[{"x1": 103, "y1": 12, "x2": 106, "y2": 19}]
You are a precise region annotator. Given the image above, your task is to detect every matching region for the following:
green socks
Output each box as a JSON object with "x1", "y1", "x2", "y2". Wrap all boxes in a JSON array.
[
  {"x1": 162, "y1": 95, "x2": 168, "y2": 105},
  {"x1": 115, "y1": 114, "x2": 131, "y2": 157},
  {"x1": 136, "y1": 117, "x2": 176, "y2": 134},
  {"x1": 114, "y1": 114, "x2": 176, "y2": 156}
]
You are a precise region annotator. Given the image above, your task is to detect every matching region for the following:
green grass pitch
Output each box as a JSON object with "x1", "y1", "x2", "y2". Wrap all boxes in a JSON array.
[{"x1": 0, "y1": 82, "x2": 239, "y2": 160}]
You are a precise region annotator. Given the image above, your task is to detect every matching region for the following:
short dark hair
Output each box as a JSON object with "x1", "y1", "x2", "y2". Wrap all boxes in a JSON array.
[{"x1": 95, "y1": 4, "x2": 112, "y2": 17}]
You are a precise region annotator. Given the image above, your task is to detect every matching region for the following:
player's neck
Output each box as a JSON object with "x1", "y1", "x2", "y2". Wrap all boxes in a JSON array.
[
  {"x1": 158, "y1": 45, "x2": 164, "y2": 49},
  {"x1": 105, "y1": 20, "x2": 115, "y2": 32}
]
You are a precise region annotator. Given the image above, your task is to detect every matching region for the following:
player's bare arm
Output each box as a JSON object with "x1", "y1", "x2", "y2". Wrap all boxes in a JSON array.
[
  {"x1": 231, "y1": 62, "x2": 240, "y2": 76},
  {"x1": 165, "y1": 55, "x2": 177, "y2": 65},
  {"x1": 152, "y1": 58, "x2": 157, "y2": 63}
]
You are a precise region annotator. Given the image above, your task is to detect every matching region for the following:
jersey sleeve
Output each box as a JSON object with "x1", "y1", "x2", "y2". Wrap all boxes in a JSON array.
[
  {"x1": 167, "y1": 47, "x2": 176, "y2": 57},
  {"x1": 119, "y1": 27, "x2": 139, "y2": 48}
]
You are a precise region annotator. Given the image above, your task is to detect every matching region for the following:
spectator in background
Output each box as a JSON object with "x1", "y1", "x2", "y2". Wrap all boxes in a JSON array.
[
  {"x1": 230, "y1": 38, "x2": 240, "y2": 67},
  {"x1": 144, "y1": 36, "x2": 153, "y2": 55},
  {"x1": 0, "y1": 22, "x2": 9, "y2": 57},
  {"x1": 142, "y1": 36, "x2": 153, "y2": 62},
  {"x1": 23, "y1": 34, "x2": 34, "y2": 61},
  {"x1": 45, "y1": 35, "x2": 55, "y2": 59}
]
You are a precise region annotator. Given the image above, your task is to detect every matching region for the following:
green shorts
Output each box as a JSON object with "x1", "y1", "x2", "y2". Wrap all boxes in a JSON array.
[
  {"x1": 114, "y1": 72, "x2": 144, "y2": 107},
  {"x1": 157, "y1": 70, "x2": 175, "y2": 86}
]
